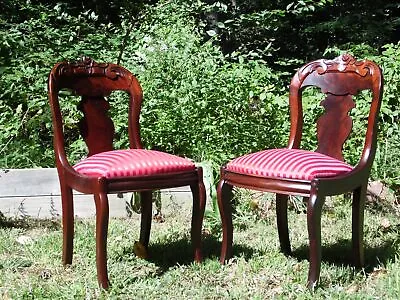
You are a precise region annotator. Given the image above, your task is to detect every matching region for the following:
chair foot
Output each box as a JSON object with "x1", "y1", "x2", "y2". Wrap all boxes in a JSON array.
[
  {"x1": 99, "y1": 278, "x2": 110, "y2": 290},
  {"x1": 194, "y1": 248, "x2": 202, "y2": 262},
  {"x1": 307, "y1": 278, "x2": 318, "y2": 291}
]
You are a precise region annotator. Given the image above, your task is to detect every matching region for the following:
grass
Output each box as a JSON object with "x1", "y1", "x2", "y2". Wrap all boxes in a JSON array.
[{"x1": 1, "y1": 191, "x2": 400, "y2": 299}]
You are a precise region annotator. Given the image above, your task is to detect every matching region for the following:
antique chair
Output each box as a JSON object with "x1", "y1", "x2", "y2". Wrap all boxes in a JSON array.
[
  {"x1": 217, "y1": 54, "x2": 383, "y2": 289},
  {"x1": 48, "y1": 57, "x2": 206, "y2": 289}
]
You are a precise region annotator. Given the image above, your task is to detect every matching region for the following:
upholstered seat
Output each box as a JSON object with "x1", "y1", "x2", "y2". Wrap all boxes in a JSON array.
[
  {"x1": 74, "y1": 149, "x2": 195, "y2": 178},
  {"x1": 226, "y1": 148, "x2": 353, "y2": 181}
]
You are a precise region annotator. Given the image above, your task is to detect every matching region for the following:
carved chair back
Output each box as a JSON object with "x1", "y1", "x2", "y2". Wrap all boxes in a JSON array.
[
  {"x1": 48, "y1": 57, "x2": 143, "y2": 164},
  {"x1": 288, "y1": 54, "x2": 383, "y2": 168}
]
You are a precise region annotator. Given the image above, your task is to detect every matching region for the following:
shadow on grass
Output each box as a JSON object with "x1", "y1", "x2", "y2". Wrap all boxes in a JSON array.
[
  {"x1": 116, "y1": 234, "x2": 257, "y2": 274},
  {"x1": 292, "y1": 238, "x2": 399, "y2": 275},
  {"x1": 0, "y1": 212, "x2": 61, "y2": 230}
]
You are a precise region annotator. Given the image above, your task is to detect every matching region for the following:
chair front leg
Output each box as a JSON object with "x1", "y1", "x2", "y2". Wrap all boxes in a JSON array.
[
  {"x1": 139, "y1": 191, "x2": 153, "y2": 249},
  {"x1": 94, "y1": 191, "x2": 110, "y2": 289},
  {"x1": 352, "y1": 183, "x2": 367, "y2": 268},
  {"x1": 190, "y1": 172, "x2": 206, "y2": 262},
  {"x1": 217, "y1": 179, "x2": 234, "y2": 263},
  {"x1": 60, "y1": 182, "x2": 74, "y2": 265},
  {"x1": 307, "y1": 185, "x2": 325, "y2": 290},
  {"x1": 276, "y1": 193, "x2": 291, "y2": 255}
]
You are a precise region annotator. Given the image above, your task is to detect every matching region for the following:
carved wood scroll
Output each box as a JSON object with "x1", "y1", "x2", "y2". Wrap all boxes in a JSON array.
[
  {"x1": 56, "y1": 57, "x2": 121, "y2": 80},
  {"x1": 54, "y1": 57, "x2": 130, "y2": 97},
  {"x1": 297, "y1": 53, "x2": 374, "y2": 84}
]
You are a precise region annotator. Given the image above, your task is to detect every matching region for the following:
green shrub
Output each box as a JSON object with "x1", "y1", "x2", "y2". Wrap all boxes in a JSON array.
[
  {"x1": 117, "y1": 1, "x2": 288, "y2": 167},
  {"x1": 0, "y1": 1, "x2": 124, "y2": 167},
  {"x1": 369, "y1": 43, "x2": 400, "y2": 187},
  {"x1": 1, "y1": 0, "x2": 399, "y2": 195}
]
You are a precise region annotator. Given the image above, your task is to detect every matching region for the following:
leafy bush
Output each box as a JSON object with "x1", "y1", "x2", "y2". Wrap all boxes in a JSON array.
[
  {"x1": 0, "y1": 1, "x2": 124, "y2": 167},
  {"x1": 116, "y1": 2, "x2": 289, "y2": 167},
  {"x1": 1, "y1": 0, "x2": 399, "y2": 195},
  {"x1": 368, "y1": 43, "x2": 400, "y2": 187},
  {"x1": 196, "y1": 0, "x2": 400, "y2": 67}
]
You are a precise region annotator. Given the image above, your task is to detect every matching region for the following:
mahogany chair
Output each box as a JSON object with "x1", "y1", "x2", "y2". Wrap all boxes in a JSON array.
[
  {"x1": 48, "y1": 57, "x2": 206, "y2": 289},
  {"x1": 217, "y1": 54, "x2": 383, "y2": 289}
]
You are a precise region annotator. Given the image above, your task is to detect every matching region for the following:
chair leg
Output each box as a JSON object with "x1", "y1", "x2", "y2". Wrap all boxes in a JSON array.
[
  {"x1": 60, "y1": 182, "x2": 74, "y2": 265},
  {"x1": 352, "y1": 183, "x2": 367, "y2": 268},
  {"x1": 139, "y1": 191, "x2": 153, "y2": 249},
  {"x1": 276, "y1": 193, "x2": 291, "y2": 255},
  {"x1": 306, "y1": 189, "x2": 325, "y2": 290},
  {"x1": 217, "y1": 179, "x2": 233, "y2": 263},
  {"x1": 190, "y1": 174, "x2": 206, "y2": 262},
  {"x1": 94, "y1": 192, "x2": 110, "y2": 289}
]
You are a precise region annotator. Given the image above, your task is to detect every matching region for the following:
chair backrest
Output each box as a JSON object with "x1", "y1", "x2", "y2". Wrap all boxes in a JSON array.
[
  {"x1": 288, "y1": 54, "x2": 383, "y2": 169},
  {"x1": 48, "y1": 57, "x2": 143, "y2": 165}
]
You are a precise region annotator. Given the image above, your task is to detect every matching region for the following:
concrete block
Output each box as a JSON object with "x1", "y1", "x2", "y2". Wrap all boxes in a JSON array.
[{"x1": 0, "y1": 168, "x2": 198, "y2": 218}]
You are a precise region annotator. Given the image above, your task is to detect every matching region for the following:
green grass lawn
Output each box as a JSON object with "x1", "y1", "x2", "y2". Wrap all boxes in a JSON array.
[{"x1": 1, "y1": 191, "x2": 400, "y2": 299}]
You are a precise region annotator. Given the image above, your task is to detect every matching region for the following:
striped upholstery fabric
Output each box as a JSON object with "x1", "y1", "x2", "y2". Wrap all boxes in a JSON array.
[
  {"x1": 226, "y1": 148, "x2": 353, "y2": 181},
  {"x1": 74, "y1": 149, "x2": 195, "y2": 178}
]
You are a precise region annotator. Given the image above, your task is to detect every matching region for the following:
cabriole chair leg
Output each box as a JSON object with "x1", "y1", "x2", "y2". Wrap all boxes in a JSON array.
[
  {"x1": 217, "y1": 180, "x2": 234, "y2": 263},
  {"x1": 190, "y1": 177, "x2": 206, "y2": 262},
  {"x1": 94, "y1": 192, "x2": 110, "y2": 289}
]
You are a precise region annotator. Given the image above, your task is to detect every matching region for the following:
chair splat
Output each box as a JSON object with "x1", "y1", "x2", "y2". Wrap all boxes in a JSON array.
[
  {"x1": 78, "y1": 96, "x2": 115, "y2": 157},
  {"x1": 316, "y1": 94, "x2": 355, "y2": 161}
]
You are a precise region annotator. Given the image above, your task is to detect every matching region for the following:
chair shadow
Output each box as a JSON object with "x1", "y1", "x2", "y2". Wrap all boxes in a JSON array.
[
  {"x1": 117, "y1": 235, "x2": 257, "y2": 275},
  {"x1": 291, "y1": 238, "x2": 399, "y2": 274}
]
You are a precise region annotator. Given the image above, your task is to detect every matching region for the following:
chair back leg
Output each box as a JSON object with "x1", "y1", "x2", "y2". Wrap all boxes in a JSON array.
[
  {"x1": 352, "y1": 183, "x2": 367, "y2": 268},
  {"x1": 276, "y1": 194, "x2": 291, "y2": 255},
  {"x1": 60, "y1": 182, "x2": 74, "y2": 265},
  {"x1": 139, "y1": 191, "x2": 153, "y2": 249}
]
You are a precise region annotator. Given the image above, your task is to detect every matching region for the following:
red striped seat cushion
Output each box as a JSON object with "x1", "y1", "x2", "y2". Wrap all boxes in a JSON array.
[
  {"x1": 73, "y1": 149, "x2": 195, "y2": 178},
  {"x1": 226, "y1": 148, "x2": 353, "y2": 181}
]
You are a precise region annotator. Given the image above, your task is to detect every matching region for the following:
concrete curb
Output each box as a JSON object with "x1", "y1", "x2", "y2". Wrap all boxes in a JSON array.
[{"x1": 0, "y1": 168, "x2": 198, "y2": 218}]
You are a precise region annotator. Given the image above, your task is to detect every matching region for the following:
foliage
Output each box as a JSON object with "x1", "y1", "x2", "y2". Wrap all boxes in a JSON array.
[
  {"x1": 1, "y1": 0, "x2": 400, "y2": 194},
  {"x1": 368, "y1": 43, "x2": 400, "y2": 187},
  {"x1": 0, "y1": 1, "x2": 124, "y2": 167},
  {"x1": 121, "y1": 16, "x2": 288, "y2": 164},
  {"x1": 1, "y1": 0, "x2": 400, "y2": 295},
  {"x1": 197, "y1": 0, "x2": 400, "y2": 67}
]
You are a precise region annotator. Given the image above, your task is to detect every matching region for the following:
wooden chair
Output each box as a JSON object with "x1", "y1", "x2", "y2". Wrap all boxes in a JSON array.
[
  {"x1": 47, "y1": 57, "x2": 206, "y2": 289},
  {"x1": 217, "y1": 54, "x2": 383, "y2": 289}
]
